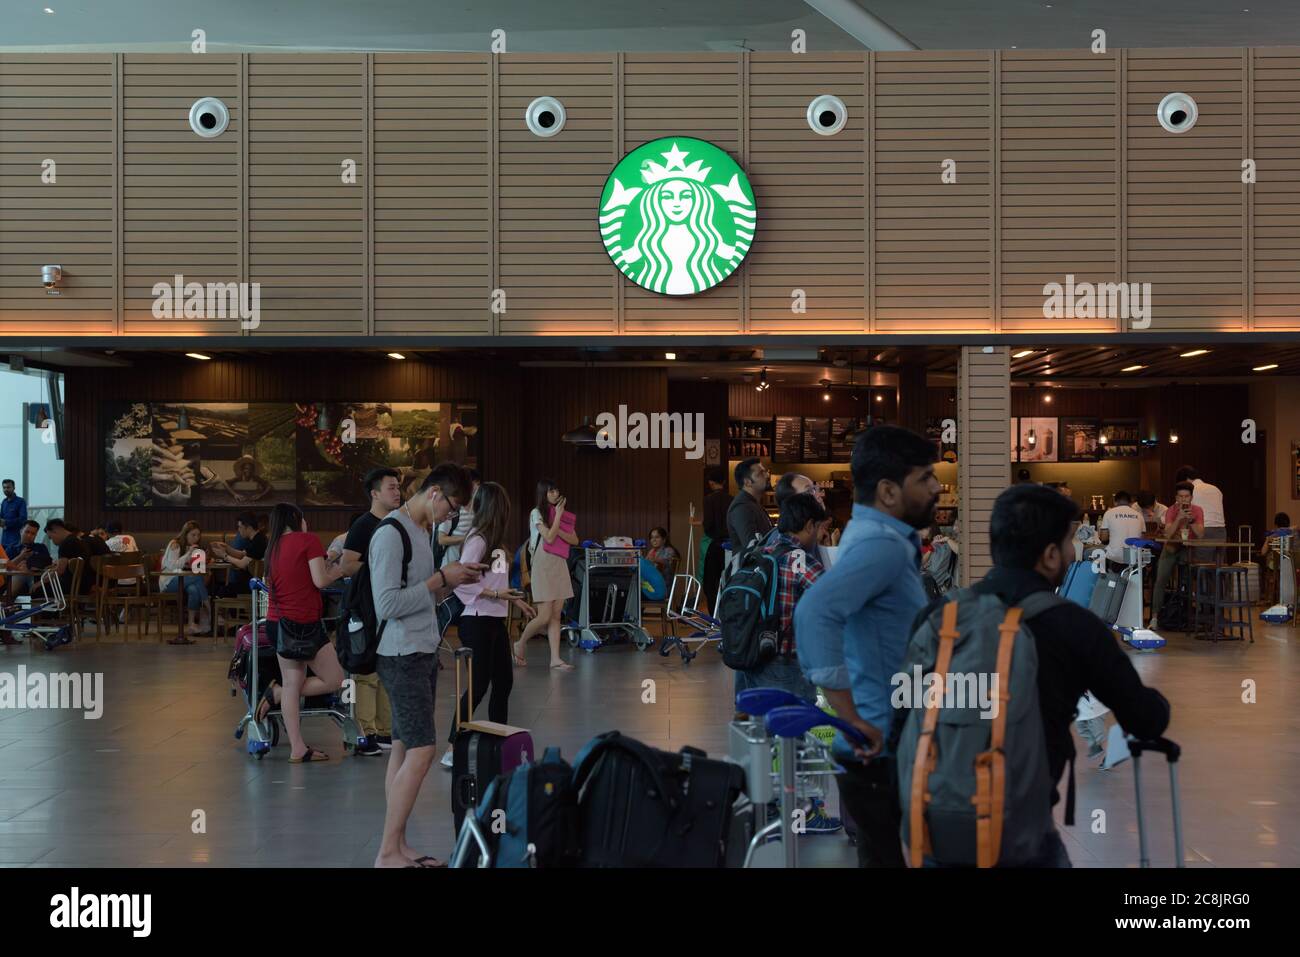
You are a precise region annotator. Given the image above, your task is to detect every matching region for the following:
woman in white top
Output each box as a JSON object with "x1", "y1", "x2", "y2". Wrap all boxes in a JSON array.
[
  {"x1": 439, "y1": 482, "x2": 534, "y2": 768},
  {"x1": 512, "y1": 478, "x2": 578, "y2": 670},
  {"x1": 160, "y1": 520, "x2": 210, "y2": 637}
]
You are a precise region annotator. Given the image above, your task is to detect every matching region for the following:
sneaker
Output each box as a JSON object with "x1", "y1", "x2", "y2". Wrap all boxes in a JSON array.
[
  {"x1": 803, "y1": 798, "x2": 843, "y2": 835},
  {"x1": 375, "y1": 735, "x2": 393, "y2": 751},
  {"x1": 356, "y1": 736, "x2": 382, "y2": 757},
  {"x1": 439, "y1": 750, "x2": 455, "y2": 770}
]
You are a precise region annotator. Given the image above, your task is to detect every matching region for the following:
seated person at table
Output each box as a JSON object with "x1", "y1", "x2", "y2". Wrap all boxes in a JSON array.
[
  {"x1": 3, "y1": 519, "x2": 51, "y2": 595},
  {"x1": 161, "y1": 521, "x2": 211, "y2": 636},
  {"x1": 42, "y1": 519, "x2": 95, "y2": 596},
  {"x1": 81, "y1": 527, "x2": 112, "y2": 559},
  {"x1": 327, "y1": 513, "x2": 364, "y2": 570},
  {"x1": 644, "y1": 526, "x2": 678, "y2": 579},
  {"x1": 1135, "y1": 490, "x2": 1167, "y2": 533},
  {"x1": 1098, "y1": 490, "x2": 1146, "y2": 573},
  {"x1": 1148, "y1": 482, "x2": 1205, "y2": 631},
  {"x1": 210, "y1": 512, "x2": 268, "y2": 597},
  {"x1": 1259, "y1": 512, "x2": 1293, "y2": 599}
]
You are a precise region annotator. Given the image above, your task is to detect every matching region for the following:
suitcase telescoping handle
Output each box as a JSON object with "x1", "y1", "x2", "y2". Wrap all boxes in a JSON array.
[
  {"x1": 1129, "y1": 736, "x2": 1184, "y2": 868},
  {"x1": 453, "y1": 645, "x2": 474, "y2": 727}
]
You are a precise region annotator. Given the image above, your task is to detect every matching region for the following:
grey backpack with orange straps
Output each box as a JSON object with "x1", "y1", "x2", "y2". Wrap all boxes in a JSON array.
[{"x1": 895, "y1": 588, "x2": 1062, "y2": 867}]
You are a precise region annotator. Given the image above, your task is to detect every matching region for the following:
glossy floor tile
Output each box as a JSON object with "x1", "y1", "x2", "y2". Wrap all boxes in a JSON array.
[{"x1": 0, "y1": 618, "x2": 1296, "y2": 867}]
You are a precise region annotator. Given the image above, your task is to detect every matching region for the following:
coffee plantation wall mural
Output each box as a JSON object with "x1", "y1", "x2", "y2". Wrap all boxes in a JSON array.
[{"x1": 102, "y1": 401, "x2": 479, "y2": 509}]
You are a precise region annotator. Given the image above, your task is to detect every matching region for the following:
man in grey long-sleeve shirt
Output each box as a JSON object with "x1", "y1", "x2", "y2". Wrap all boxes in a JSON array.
[
  {"x1": 372, "y1": 463, "x2": 482, "y2": 869},
  {"x1": 727, "y1": 457, "x2": 772, "y2": 554}
]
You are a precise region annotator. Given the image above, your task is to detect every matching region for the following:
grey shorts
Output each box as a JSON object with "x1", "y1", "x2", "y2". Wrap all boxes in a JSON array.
[{"x1": 375, "y1": 652, "x2": 438, "y2": 749}]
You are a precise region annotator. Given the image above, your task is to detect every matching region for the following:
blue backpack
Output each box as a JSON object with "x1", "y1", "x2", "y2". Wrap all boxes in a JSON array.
[{"x1": 470, "y1": 747, "x2": 580, "y2": 868}]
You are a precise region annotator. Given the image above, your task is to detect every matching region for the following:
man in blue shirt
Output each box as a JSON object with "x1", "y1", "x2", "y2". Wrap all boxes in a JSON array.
[
  {"x1": 1, "y1": 479, "x2": 27, "y2": 555},
  {"x1": 795, "y1": 425, "x2": 940, "y2": 867}
]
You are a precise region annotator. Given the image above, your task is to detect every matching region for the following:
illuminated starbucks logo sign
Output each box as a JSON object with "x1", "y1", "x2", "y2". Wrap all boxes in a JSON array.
[{"x1": 599, "y1": 137, "x2": 756, "y2": 296}]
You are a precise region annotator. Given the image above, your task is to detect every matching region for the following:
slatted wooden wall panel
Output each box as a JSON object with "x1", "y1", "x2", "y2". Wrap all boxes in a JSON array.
[
  {"x1": 0, "y1": 54, "x2": 116, "y2": 334},
  {"x1": 874, "y1": 51, "x2": 993, "y2": 332},
  {"x1": 621, "y1": 53, "x2": 743, "y2": 333},
  {"x1": 958, "y1": 346, "x2": 1009, "y2": 585},
  {"x1": 495, "y1": 55, "x2": 616, "y2": 335},
  {"x1": 1251, "y1": 49, "x2": 1300, "y2": 331},
  {"x1": 747, "y1": 53, "x2": 866, "y2": 333},
  {"x1": 246, "y1": 54, "x2": 367, "y2": 335},
  {"x1": 121, "y1": 55, "x2": 241, "y2": 336},
  {"x1": 1000, "y1": 51, "x2": 1119, "y2": 333},
  {"x1": 11, "y1": 51, "x2": 1300, "y2": 338},
  {"x1": 1126, "y1": 50, "x2": 1246, "y2": 332},
  {"x1": 372, "y1": 54, "x2": 491, "y2": 335}
]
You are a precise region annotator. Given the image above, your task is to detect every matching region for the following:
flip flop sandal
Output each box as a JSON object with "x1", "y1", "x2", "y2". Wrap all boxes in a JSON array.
[
  {"x1": 511, "y1": 654, "x2": 527, "y2": 667},
  {"x1": 412, "y1": 856, "x2": 446, "y2": 868},
  {"x1": 256, "y1": 680, "x2": 279, "y2": 723},
  {"x1": 289, "y1": 747, "x2": 330, "y2": 764}
]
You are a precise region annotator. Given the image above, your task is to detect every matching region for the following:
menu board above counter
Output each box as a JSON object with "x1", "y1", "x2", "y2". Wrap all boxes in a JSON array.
[
  {"x1": 802, "y1": 417, "x2": 831, "y2": 462},
  {"x1": 774, "y1": 416, "x2": 802, "y2": 462},
  {"x1": 831, "y1": 418, "x2": 861, "y2": 461}
]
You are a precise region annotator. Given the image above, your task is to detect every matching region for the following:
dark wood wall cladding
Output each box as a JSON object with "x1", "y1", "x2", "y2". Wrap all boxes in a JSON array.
[
  {"x1": 8, "y1": 50, "x2": 1300, "y2": 336},
  {"x1": 64, "y1": 357, "x2": 670, "y2": 546},
  {"x1": 0, "y1": 54, "x2": 116, "y2": 335},
  {"x1": 516, "y1": 366, "x2": 669, "y2": 543}
]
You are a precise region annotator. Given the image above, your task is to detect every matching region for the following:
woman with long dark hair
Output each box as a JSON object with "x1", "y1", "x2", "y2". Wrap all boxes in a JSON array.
[
  {"x1": 254, "y1": 502, "x2": 346, "y2": 762},
  {"x1": 160, "y1": 520, "x2": 210, "y2": 637},
  {"x1": 512, "y1": 478, "x2": 578, "y2": 670},
  {"x1": 439, "y1": 482, "x2": 534, "y2": 768}
]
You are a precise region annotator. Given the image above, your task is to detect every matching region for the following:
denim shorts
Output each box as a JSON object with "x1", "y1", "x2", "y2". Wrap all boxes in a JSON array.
[{"x1": 733, "y1": 654, "x2": 817, "y2": 706}]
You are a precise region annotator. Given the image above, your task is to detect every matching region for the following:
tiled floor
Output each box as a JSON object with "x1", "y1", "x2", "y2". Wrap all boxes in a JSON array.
[{"x1": 0, "y1": 620, "x2": 1297, "y2": 867}]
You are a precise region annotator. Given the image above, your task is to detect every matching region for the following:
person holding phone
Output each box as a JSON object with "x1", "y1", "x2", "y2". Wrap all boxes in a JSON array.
[
  {"x1": 513, "y1": 479, "x2": 578, "y2": 670},
  {"x1": 439, "y1": 481, "x2": 535, "y2": 768},
  {"x1": 1149, "y1": 481, "x2": 1205, "y2": 630},
  {"x1": 160, "y1": 520, "x2": 211, "y2": 637}
]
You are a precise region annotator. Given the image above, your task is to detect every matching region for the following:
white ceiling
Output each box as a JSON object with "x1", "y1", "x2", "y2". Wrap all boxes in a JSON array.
[{"x1": 3, "y1": 0, "x2": 1298, "y2": 52}]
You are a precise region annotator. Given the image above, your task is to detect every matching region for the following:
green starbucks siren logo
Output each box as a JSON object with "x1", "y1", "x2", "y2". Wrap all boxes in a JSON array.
[{"x1": 599, "y1": 137, "x2": 756, "y2": 296}]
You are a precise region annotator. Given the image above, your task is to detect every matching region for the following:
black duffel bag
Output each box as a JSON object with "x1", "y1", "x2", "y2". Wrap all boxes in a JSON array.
[{"x1": 572, "y1": 730, "x2": 746, "y2": 868}]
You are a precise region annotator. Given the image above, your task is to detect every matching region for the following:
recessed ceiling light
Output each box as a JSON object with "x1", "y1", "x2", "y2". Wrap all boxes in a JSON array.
[
  {"x1": 1180, "y1": 349, "x2": 1209, "y2": 358},
  {"x1": 387, "y1": 352, "x2": 405, "y2": 360},
  {"x1": 1253, "y1": 364, "x2": 1279, "y2": 372},
  {"x1": 185, "y1": 352, "x2": 211, "y2": 361},
  {"x1": 1122, "y1": 364, "x2": 1146, "y2": 372},
  {"x1": 43, "y1": 7, "x2": 54, "y2": 14},
  {"x1": 664, "y1": 352, "x2": 676, "y2": 360},
  {"x1": 874, "y1": 394, "x2": 883, "y2": 402},
  {"x1": 1012, "y1": 349, "x2": 1035, "y2": 358}
]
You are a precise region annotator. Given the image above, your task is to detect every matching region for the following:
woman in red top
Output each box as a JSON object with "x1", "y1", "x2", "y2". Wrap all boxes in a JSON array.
[{"x1": 255, "y1": 503, "x2": 346, "y2": 763}]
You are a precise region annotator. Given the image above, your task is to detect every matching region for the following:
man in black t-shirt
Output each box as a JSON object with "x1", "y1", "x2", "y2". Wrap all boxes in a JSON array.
[
  {"x1": 338, "y1": 468, "x2": 404, "y2": 756},
  {"x1": 44, "y1": 519, "x2": 93, "y2": 595},
  {"x1": 212, "y1": 512, "x2": 268, "y2": 596},
  {"x1": 700, "y1": 466, "x2": 730, "y2": 610}
]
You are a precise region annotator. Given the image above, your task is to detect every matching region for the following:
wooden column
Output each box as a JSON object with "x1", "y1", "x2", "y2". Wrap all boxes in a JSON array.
[
  {"x1": 897, "y1": 361, "x2": 928, "y2": 434},
  {"x1": 958, "y1": 346, "x2": 1010, "y2": 587}
]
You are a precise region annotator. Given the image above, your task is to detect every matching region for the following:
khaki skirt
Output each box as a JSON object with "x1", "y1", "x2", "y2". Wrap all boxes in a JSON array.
[{"x1": 530, "y1": 543, "x2": 574, "y2": 603}]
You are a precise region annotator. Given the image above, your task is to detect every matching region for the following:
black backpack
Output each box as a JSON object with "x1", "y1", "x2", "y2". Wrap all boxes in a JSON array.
[
  {"x1": 471, "y1": 747, "x2": 581, "y2": 868},
  {"x1": 337, "y1": 517, "x2": 411, "y2": 675},
  {"x1": 717, "y1": 533, "x2": 794, "y2": 672}
]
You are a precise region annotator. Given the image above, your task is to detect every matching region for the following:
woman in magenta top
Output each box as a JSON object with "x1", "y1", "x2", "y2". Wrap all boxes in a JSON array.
[
  {"x1": 255, "y1": 502, "x2": 346, "y2": 763},
  {"x1": 513, "y1": 479, "x2": 579, "y2": 670},
  {"x1": 439, "y1": 482, "x2": 534, "y2": 768}
]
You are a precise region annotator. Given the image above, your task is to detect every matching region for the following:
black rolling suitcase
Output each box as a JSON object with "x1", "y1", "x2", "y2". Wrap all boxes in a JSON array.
[
  {"x1": 572, "y1": 731, "x2": 746, "y2": 867},
  {"x1": 1088, "y1": 569, "x2": 1129, "y2": 625}
]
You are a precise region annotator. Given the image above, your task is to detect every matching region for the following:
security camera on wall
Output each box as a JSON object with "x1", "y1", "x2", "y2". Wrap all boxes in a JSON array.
[{"x1": 41, "y1": 264, "x2": 63, "y2": 289}]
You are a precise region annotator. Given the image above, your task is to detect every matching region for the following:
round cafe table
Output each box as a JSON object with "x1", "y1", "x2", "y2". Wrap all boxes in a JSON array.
[{"x1": 148, "y1": 570, "x2": 209, "y2": 645}]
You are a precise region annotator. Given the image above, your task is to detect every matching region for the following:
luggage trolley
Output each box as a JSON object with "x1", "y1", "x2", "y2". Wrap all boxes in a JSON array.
[
  {"x1": 0, "y1": 567, "x2": 73, "y2": 650},
  {"x1": 233, "y1": 578, "x2": 365, "y2": 758},
  {"x1": 658, "y1": 573, "x2": 721, "y2": 663},
  {"x1": 1261, "y1": 528, "x2": 1296, "y2": 624},
  {"x1": 563, "y1": 541, "x2": 653, "y2": 653},
  {"x1": 729, "y1": 689, "x2": 864, "y2": 868},
  {"x1": 1118, "y1": 537, "x2": 1165, "y2": 651}
]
